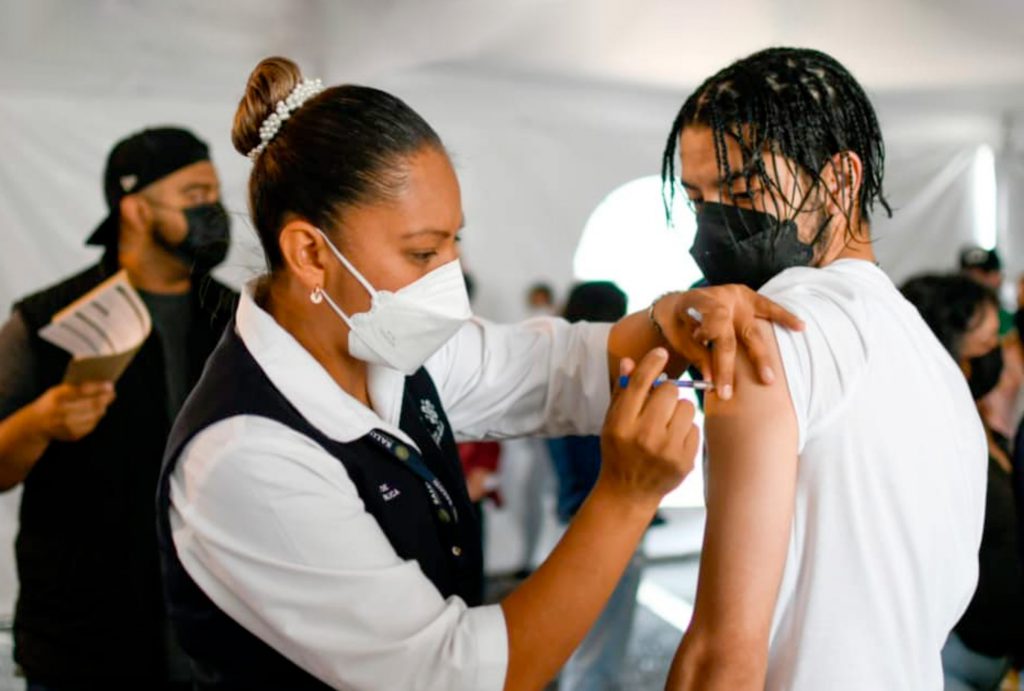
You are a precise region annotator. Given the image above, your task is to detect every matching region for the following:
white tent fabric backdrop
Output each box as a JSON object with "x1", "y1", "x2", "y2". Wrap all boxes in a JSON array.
[{"x1": 2, "y1": 0, "x2": 1024, "y2": 617}]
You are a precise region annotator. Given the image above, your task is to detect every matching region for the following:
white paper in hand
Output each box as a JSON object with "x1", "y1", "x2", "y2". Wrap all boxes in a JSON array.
[{"x1": 38, "y1": 271, "x2": 152, "y2": 382}]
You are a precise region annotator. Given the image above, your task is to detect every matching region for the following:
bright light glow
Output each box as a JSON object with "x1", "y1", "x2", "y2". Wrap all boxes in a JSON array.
[
  {"x1": 573, "y1": 175, "x2": 702, "y2": 313},
  {"x1": 973, "y1": 145, "x2": 997, "y2": 250},
  {"x1": 637, "y1": 579, "x2": 694, "y2": 632},
  {"x1": 574, "y1": 176, "x2": 706, "y2": 509}
]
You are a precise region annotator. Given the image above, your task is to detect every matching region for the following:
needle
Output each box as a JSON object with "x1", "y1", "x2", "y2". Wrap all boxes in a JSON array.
[{"x1": 618, "y1": 375, "x2": 715, "y2": 391}]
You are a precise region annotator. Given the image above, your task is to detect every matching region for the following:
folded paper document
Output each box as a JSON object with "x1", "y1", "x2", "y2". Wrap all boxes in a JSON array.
[{"x1": 38, "y1": 271, "x2": 152, "y2": 384}]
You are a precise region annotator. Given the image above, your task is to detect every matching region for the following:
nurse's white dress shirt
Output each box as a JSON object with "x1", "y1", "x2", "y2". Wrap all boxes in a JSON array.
[{"x1": 168, "y1": 282, "x2": 613, "y2": 691}]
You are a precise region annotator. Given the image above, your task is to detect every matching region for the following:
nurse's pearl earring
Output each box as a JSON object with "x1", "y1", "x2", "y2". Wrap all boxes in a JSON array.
[{"x1": 310, "y1": 287, "x2": 324, "y2": 304}]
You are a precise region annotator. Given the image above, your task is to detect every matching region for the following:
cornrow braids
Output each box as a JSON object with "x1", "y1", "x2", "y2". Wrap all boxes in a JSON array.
[{"x1": 661, "y1": 47, "x2": 891, "y2": 238}]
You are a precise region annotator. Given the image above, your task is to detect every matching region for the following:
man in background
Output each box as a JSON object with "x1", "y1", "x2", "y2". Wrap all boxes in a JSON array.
[
  {"x1": 960, "y1": 246, "x2": 1024, "y2": 442},
  {"x1": 961, "y1": 246, "x2": 1013, "y2": 335},
  {"x1": 526, "y1": 281, "x2": 557, "y2": 317},
  {"x1": 0, "y1": 127, "x2": 237, "y2": 689}
]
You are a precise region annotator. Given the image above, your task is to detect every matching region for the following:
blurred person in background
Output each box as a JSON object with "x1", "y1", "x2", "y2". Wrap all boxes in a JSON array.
[
  {"x1": 960, "y1": 246, "x2": 1024, "y2": 442},
  {"x1": 513, "y1": 280, "x2": 560, "y2": 577},
  {"x1": 903, "y1": 272, "x2": 1024, "y2": 691},
  {"x1": 547, "y1": 280, "x2": 646, "y2": 691},
  {"x1": 0, "y1": 127, "x2": 236, "y2": 690},
  {"x1": 526, "y1": 282, "x2": 557, "y2": 317}
]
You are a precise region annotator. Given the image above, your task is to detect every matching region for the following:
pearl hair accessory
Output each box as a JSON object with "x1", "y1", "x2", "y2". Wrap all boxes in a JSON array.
[{"x1": 247, "y1": 77, "x2": 324, "y2": 161}]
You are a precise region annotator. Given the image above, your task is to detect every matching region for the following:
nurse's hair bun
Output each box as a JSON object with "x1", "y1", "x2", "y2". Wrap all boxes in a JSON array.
[
  {"x1": 234, "y1": 55, "x2": 443, "y2": 273},
  {"x1": 232, "y1": 56, "x2": 319, "y2": 159}
]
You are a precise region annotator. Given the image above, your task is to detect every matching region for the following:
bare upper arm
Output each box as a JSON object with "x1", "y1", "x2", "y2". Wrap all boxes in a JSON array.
[{"x1": 671, "y1": 319, "x2": 799, "y2": 686}]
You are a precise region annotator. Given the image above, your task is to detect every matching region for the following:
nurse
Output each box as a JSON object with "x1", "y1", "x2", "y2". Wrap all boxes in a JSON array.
[{"x1": 156, "y1": 56, "x2": 801, "y2": 691}]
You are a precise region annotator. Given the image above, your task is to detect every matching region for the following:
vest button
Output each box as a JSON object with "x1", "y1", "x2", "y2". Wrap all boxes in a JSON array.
[
  {"x1": 395, "y1": 445, "x2": 410, "y2": 461},
  {"x1": 451, "y1": 546, "x2": 462, "y2": 557}
]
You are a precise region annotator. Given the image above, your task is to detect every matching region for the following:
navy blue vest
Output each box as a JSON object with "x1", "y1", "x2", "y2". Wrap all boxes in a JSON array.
[{"x1": 157, "y1": 321, "x2": 483, "y2": 690}]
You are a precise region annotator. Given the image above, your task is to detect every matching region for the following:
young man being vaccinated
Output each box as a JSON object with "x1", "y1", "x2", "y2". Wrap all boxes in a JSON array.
[{"x1": 663, "y1": 48, "x2": 987, "y2": 691}]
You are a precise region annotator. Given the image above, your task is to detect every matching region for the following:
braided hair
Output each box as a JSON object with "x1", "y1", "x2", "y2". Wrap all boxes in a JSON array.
[{"x1": 661, "y1": 47, "x2": 891, "y2": 236}]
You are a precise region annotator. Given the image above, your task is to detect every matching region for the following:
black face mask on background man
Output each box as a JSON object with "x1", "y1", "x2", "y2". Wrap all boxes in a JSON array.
[
  {"x1": 968, "y1": 346, "x2": 1004, "y2": 401},
  {"x1": 690, "y1": 201, "x2": 819, "y2": 290},
  {"x1": 157, "y1": 201, "x2": 231, "y2": 275}
]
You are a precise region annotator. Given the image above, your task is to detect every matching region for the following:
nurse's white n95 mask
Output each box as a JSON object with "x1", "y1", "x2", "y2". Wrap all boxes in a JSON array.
[{"x1": 311, "y1": 228, "x2": 472, "y2": 375}]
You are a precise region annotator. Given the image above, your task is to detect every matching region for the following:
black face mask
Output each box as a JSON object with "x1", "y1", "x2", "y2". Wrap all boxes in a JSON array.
[
  {"x1": 690, "y1": 202, "x2": 817, "y2": 290},
  {"x1": 968, "y1": 346, "x2": 1004, "y2": 400},
  {"x1": 157, "y1": 202, "x2": 231, "y2": 275}
]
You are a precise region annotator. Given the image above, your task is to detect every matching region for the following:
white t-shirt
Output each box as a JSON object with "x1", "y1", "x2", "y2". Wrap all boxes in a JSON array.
[{"x1": 761, "y1": 259, "x2": 987, "y2": 691}]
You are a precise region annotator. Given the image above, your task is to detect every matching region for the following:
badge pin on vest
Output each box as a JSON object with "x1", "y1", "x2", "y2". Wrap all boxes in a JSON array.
[
  {"x1": 419, "y1": 399, "x2": 446, "y2": 448},
  {"x1": 379, "y1": 483, "x2": 401, "y2": 502}
]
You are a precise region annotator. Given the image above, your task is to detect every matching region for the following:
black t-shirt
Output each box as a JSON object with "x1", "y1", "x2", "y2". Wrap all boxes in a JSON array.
[{"x1": 139, "y1": 290, "x2": 193, "y2": 421}]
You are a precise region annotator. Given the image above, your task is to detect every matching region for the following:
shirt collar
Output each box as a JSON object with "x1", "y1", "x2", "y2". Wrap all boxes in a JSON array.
[
  {"x1": 828, "y1": 258, "x2": 894, "y2": 287},
  {"x1": 235, "y1": 280, "x2": 416, "y2": 448}
]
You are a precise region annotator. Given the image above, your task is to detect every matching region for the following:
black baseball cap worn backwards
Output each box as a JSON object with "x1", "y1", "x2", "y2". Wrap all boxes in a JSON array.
[
  {"x1": 959, "y1": 245, "x2": 1002, "y2": 274},
  {"x1": 87, "y1": 127, "x2": 210, "y2": 248}
]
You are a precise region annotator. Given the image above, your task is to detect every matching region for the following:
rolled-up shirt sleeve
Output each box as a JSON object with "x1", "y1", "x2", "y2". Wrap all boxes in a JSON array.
[
  {"x1": 426, "y1": 317, "x2": 612, "y2": 442},
  {"x1": 170, "y1": 415, "x2": 508, "y2": 691}
]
